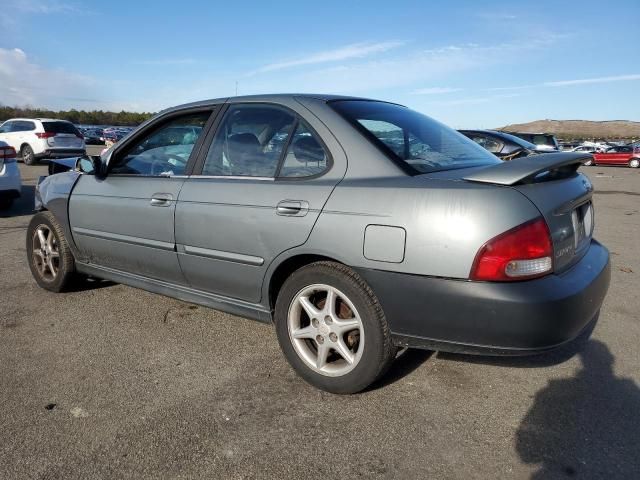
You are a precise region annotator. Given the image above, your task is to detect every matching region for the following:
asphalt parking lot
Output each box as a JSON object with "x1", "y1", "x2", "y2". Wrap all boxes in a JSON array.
[{"x1": 1, "y1": 159, "x2": 639, "y2": 479}]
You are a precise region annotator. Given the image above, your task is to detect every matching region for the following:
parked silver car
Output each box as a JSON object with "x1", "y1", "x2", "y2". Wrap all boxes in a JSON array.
[{"x1": 28, "y1": 95, "x2": 610, "y2": 393}]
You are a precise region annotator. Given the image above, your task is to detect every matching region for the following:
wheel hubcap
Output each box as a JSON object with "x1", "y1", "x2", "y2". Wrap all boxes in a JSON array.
[
  {"x1": 32, "y1": 225, "x2": 60, "y2": 281},
  {"x1": 287, "y1": 284, "x2": 364, "y2": 376},
  {"x1": 631, "y1": 159, "x2": 639, "y2": 168}
]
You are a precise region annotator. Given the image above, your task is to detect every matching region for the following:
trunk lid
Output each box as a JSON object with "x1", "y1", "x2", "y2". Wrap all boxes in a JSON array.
[
  {"x1": 427, "y1": 152, "x2": 594, "y2": 273},
  {"x1": 43, "y1": 121, "x2": 84, "y2": 149}
]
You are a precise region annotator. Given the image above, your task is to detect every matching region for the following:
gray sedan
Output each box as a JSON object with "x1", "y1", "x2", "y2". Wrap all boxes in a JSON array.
[{"x1": 28, "y1": 94, "x2": 610, "y2": 393}]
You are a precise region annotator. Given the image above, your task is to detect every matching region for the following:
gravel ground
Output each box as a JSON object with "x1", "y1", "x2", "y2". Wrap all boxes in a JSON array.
[{"x1": 1, "y1": 161, "x2": 638, "y2": 479}]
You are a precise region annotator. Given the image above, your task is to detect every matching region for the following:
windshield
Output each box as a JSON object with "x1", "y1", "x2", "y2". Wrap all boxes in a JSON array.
[{"x1": 330, "y1": 100, "x2": 501, "y2": 174}]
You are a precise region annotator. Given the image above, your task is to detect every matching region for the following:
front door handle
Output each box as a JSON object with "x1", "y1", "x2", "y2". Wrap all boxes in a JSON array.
[
  {"x1": 276, "y1": 200, "x2": 309, "y2": 217},
  {"x1": 150, "y1": 193, "x2": 173, "y2": 207}
]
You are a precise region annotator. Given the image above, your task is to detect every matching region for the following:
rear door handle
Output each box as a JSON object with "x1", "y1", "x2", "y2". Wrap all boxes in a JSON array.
[
  {"x1": 276, "y1": 200, "x2": 309, "y2": 217},
  {"x1": 150, "y1": 193, "x2": 173, "y2": 207}
]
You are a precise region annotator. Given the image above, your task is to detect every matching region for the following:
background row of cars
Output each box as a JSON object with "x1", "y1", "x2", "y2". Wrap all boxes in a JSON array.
[{"x1": 460, "y1": 129, "x2": 640, "y2": 168}]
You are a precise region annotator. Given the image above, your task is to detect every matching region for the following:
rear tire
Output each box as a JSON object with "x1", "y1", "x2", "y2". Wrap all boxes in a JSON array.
[
  {"x1": 21, "y1": 144, "x2": 36, "y2": 165},
  {"x1": 629, "y1": 158, "x2": 640, "y2": 168},
  {"x1": 26, "y1": 211, "x2": 76, "y2": 292},
  {"x1": 275, "y1": 261, "x2": 396, "y2": 394}
]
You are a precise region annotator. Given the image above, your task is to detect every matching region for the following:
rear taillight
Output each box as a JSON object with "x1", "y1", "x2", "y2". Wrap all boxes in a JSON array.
[
  {"x1": 36, "y1": 132, "x2": 56, "y2": 139},
  {"x1": 75, "y1": 132, "x2": 84, "y2": 139},
  {"x1": 470, "y1": 218, "x2": 553, "y2": 281},
  {"x1": 0, "y1": 145, "x2": 17, "y2": 168}
]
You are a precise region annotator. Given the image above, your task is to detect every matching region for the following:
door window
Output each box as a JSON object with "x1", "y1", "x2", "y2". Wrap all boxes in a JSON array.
[
  {"x1": 278, "y1": 122, "x2": 329, "y2": 178},
  {"x1": 0, "y1": 121, "x2": 15, "y2": 133},
  {"x1": 202, "y1": 105, "x2": 295, "y2": 177},
  {"x1": 110, "y1": 112, "x2": 211, "y2": 176}
]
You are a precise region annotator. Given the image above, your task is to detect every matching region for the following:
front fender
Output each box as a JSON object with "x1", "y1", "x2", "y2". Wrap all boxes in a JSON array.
[{"x1": 35, "y1": 171, "x2": 84, "y2": 260}]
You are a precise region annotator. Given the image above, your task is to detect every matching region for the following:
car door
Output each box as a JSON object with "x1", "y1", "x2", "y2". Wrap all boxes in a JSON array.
[
  {"x1": 68, "y1": 108, "x2": 215, "y2": 284},
  {"x1": 175, "y1": 102, "x2": 346, "y2": 303}
]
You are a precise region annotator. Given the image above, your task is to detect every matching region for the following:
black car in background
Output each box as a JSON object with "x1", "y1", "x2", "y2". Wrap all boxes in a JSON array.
[
  {"x1": 79, "y1": 128, "x2": 105, "y2": 145},
  {"x1": 459, "y1": 129, "x2": 550, "y2": 160}
]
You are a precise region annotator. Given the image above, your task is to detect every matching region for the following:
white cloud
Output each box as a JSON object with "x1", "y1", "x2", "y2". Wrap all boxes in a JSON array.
[
  {"x1": 253, "y1": 41, "x2": 405, "y2": 73},
  {"x1": 411, "y1": 87, "x2": 463, "y2": 95},
  {"x1": 132, "y1": 58, "x2": 198, "y2": 66},
  {"x1": 543, "y1": 73, "x2": 640, "y2": 87},
  {"x1": 5, "y1": 0, "x2": 83, "y2": 14},
  {"x1": 489, "y1": 73, "x2": 640, "y2": 91},
  {"x1": 0, "y1": 47, "x2": 99, "y2": 108}
]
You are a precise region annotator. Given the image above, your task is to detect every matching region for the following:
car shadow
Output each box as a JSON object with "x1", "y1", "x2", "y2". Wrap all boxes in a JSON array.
[
  {"x1": 65, "y1": 276, "x2": 117, "y2": 293},
  {"x1": 0, "y1": 184, "x2": 36, "y2": 218},
  {"x1": 515, "y1": 339, "x2": 640, "y2": 479},
  {"x1": 367, "y1": 348, "x2": 434, "y2": 391}
]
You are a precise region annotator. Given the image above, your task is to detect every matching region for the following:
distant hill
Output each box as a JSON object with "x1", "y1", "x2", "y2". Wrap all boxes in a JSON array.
[{"x1": 498, "y1": 119, "x2": 640, "y2": 140}]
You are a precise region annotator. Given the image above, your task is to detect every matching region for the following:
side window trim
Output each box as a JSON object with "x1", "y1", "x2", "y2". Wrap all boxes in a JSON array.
[{"x1": 107, "y1": 107, "x2": 218, "y2": 177}]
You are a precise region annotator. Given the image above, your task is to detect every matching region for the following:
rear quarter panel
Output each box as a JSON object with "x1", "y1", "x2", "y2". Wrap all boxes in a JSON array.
[{"x1": 293, "y1": 176, "x2": 541, "y2": 279}]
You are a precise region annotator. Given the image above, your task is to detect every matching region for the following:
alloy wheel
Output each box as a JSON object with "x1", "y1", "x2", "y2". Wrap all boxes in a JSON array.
[
  {"x1": 287, "y1": 284, "x2": 364, "y2": 377},
  {"x1": 31, "y1": 225, "x2": 60, "y2": 282}
]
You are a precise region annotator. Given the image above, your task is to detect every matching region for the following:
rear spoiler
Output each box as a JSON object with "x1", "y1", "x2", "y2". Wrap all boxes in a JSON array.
[{"x1": 464, "y1": 152, "x2": 591, "y2": 186}]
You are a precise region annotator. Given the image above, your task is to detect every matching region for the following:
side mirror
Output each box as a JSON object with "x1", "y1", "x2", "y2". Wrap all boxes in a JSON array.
[{"x1": 75, "y1": 155, "x2": 103, "y2": 176}]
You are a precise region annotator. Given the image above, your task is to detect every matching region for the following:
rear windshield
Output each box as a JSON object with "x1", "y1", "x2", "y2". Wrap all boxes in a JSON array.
[
  {"x1": 330, "y1": 100, "x2": 501, "y2": 174},
  {"x1": 43, "y1": 121, "x2": 80, "y2": 135}
]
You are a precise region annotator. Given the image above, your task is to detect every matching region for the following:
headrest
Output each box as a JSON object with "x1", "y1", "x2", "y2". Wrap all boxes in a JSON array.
[{"x1": 292, "y1": 136, "x2": 324, "y2": 163}]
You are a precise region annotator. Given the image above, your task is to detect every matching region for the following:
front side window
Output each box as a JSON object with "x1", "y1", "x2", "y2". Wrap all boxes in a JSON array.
[
  {"x1": 110, "y1": 112, "x2": 210, "y2": 176},
  {"x1": 202, "y1": 105, "x2": 295, "y2": 177},
  {"x1": 331, "y1": 101, "x2": 501, "y2": 174},
  {"x1": 278, "y1": 122, "x2": 329, "y2": 178}
]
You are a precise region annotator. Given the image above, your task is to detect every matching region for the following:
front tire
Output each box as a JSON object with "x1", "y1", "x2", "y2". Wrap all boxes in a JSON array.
[
  {"x1": 629, "y1": 158, "x2": 640, "y2": 168},
  {"x1": 21, "y1": 144, "x2": 36, "y2": 165},
  {"x1": 275, "y1": 261, "x2": 396, "y2": 394},
  {"x1": 26, "y1": 211, "x2": 76, "y2": 292}
]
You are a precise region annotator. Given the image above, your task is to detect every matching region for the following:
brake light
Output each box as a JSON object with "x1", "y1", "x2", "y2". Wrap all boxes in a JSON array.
[
  {"x1": 0, "y1": 145, "x2": 16, "y2": 168},
  {"x1": 36, "y1": 132, "x2": 56, "y2": 139},
  {"x1": 470, "y1": 218, "x2": 553, "y2": 281},
  {"x1": 75, "y1": 132, "x2": 84, "y2": 139}
]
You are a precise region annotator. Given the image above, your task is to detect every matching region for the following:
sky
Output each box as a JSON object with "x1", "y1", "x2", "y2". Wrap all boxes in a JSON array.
[{"x1": 0, "y1": 0, "x2": 639, "y2": 128}]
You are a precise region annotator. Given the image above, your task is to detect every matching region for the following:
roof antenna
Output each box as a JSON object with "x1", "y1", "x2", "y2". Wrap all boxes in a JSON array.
[{"x1": 235, "y1": 81, "x2": 238, "y2": 96}]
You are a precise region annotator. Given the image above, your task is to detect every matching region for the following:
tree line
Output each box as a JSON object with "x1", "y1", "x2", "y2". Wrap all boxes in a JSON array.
[{"x1": 0, "y1": 106, "x2": 155, "y2": 126}]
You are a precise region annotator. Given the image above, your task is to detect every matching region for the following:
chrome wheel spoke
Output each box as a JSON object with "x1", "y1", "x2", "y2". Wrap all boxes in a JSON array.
[
  {"x1": 333, "y1": 317, "x2": 360, "y2": 334},
  {"x1": 46, "y1": 231, "x2": 55, "y2": 249},
  {"x1": 37, "y1": 228, "x2": 46, "y2": 247},
  {"x1": 315, "y1": 342, "x2": 330, "y2": 369},
  {"x1": 323, "y1": 289, "x2": 336, "y2": 315},
  {"x1": 334, "y1": 340, "x2": 355, "y2": 365},
  {"x1": 299, "y1": 296, "x2": 321, "y2": 319},
  {"x1": 291, "y1": 325, "x2": 315, "y2": 339}
]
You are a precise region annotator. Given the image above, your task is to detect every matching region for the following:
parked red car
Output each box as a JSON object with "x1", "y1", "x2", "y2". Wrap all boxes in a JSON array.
[{"x1": 589, "y1": 145, "x2": 640, "y2": 168}]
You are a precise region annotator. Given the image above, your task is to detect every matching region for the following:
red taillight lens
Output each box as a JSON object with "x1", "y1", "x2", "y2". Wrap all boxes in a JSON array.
[
  {"x1": 470, "y1": 218, "x2": 553, "y2": 281},
  {"x1": 0, "y1": 146, "x2": 17, "y2": 159},
  {"x1": 36, "y1": 132, "x2": 56, "y2": 139}
]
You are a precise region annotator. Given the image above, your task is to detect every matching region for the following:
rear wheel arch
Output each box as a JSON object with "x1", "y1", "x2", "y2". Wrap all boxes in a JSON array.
[{"x1": 267, "y1": 253, "x2": 343, "y2": 311}]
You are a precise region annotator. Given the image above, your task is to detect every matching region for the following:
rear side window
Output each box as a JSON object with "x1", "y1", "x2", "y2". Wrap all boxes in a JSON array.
[
  {"x1": 43, "y1": 121, "x2": 80, "y2": 135},
  {"x1": 202, "y1": 105, "x2": 296, "y2": 177},
  {"x1": 278, "y1": 122, "x2": 328, "y2": 178},
  {"x1": 469, "y1": 134, "x2": 503, "y2": 153},
  {"x1": 331, "y1": 100, "x2": 500, "y2": 174}
]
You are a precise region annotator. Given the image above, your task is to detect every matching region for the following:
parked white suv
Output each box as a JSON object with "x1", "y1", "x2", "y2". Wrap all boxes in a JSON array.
[{"x1": 0, "y1": 118, "x2": 86, "y2": 165}]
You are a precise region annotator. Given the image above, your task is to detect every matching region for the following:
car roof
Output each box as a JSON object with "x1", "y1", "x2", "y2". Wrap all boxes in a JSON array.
[
  {"x1": 459, "y1": 129, "x2": 538, "y2": 149},
  {"x1": 3, "y1": 118, "x2": 72, "y2": 122},
  {"x1": 163, "y1": 93, "x2": 397, "y2": 114}
]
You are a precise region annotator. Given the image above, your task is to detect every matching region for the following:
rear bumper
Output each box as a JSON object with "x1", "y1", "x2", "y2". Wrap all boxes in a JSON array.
[
  {"x1": 36, "y1": 149, "x2": 86, "y2": 159},
  {"x1": 0, "y1": 162, "x2": 22, "y2": 197},
  {"x1": 356, "y1": 240, "x2": 610, "y2": 355}
]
